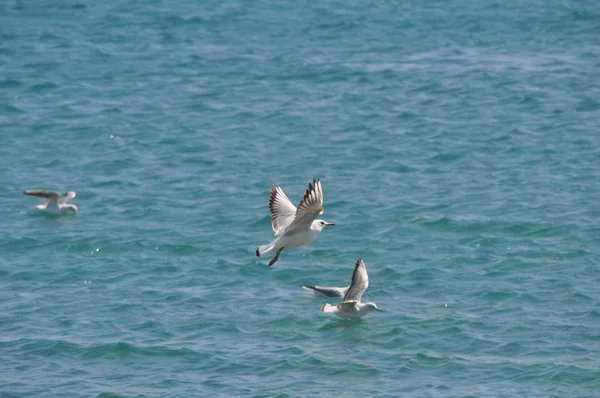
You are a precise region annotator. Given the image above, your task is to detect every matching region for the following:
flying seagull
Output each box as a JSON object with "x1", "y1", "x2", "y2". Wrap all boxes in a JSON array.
[
  {"x1": 321, "y1": 258, "x2": 382, "y2": 318},
  {"x1": 256, "y1": 178, "x2": 334, "y2": 267},
  {"x1": 23, "y1": 190, "x2": 78, "y2": 215}
]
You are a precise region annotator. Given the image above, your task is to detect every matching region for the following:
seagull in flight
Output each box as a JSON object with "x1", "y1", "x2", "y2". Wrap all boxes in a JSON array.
[
  {"x1": 321, "y1": 258, "x2": 382, "y2": 319},
  {"x1": 23, "y1": 190, "x2": 78, "y2": 215},
  {"x1": 256, "y1": 178, "x2": 334, "y2": 267}
]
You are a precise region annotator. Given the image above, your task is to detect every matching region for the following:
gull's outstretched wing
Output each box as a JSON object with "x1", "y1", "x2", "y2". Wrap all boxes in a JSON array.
[
  {"x1": 23, "y1": 190, "x2": 61, "y2": 205},
  {"x1": 343, "y1": 258, "x2": 369, "y2": 302},
  {"x1": 269, "y1": 185, "x2": 296, "y2": 236},
  {"x1": 301, "y1": 285, "x2": 349, "y2": 298},
  {"x1": 59, "y1": 191, "x2": 76, "y2": 205},
  {"x1": 283, "y1": 179, "x2": 324, "y2": 234}
]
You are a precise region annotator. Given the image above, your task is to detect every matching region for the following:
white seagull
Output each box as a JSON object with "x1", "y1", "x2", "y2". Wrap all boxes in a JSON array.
[
  {"x1": 302, "y1": 284, "x2": 349, "y2": 298},
  {"x1": 321, "y1": 258, "x2": 382, "y2": 319},
  {"x1": 23, "y1": 190, "x2": 78, "y2": 215},
  {"x1": 256, "y1": 178, "x2": 334, "y2": 267}
]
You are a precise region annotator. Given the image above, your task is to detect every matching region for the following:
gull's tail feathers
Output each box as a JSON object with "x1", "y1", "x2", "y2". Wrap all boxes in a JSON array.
[
  {"x1": 256, "y1": 244, "x2": 275, "y2": 257},
  {"x1": 321, "y1": 303, "x2": 336, "y2": 313}
]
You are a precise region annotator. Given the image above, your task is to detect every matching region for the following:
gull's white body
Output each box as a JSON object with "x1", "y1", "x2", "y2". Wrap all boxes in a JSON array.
[
  {"x1": 258, "y1": 221, "x2": 325, "y2": 255},
  {"x1": 256, "y1": 179, "x2": 334, "y2": 266},
  {"x1": 321, "y1": 301, "x2": 380, "y2": 319},
  {"x1": 301, "y1": 285, "x2": 349, "y2": 298},
  {"x1": 24, "y1": 190, "x2": 78, "y2": 215},
  {"x1": 321, "y1": 258, "x2": 381, "y2": 319}
]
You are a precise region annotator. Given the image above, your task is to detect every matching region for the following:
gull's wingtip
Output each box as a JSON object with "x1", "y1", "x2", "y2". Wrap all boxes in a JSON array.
[
  {"x1": 302, "y1": 285, "x2": 315, "y2": 292},
  {"x1": 255, "y1": 247, "x2": 260, "y2": 257},
  {"x1": 355, "y1": 258, "x2": 366, "y2": 270}
]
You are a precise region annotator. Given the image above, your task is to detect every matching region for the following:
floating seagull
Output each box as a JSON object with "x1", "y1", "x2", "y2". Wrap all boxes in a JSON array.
[
  {"x1": 321, "y1": 258, "x2": 382, "y2": 319},
  {"x1": 301, "y1": 285, "x2": 349, "y2": 298},
  {"x1": 256, "y1": 178, "x2": 334, "y2": 267},
  {"x1": 23, "y1": 190, "x2": 78, "y2": 215}
]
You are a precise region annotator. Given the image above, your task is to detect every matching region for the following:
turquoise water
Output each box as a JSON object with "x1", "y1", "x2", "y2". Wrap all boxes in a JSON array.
[{"x1": 2, "y1": 0, "x2": 599, "y2": 396}]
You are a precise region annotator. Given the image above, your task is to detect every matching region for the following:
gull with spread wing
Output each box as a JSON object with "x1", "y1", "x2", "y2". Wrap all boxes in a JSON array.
[
  {"x1": 256, "y1": 178, "x2": 334, "y2": 267},
  {"x1": 321, "y1": 258, "x2": 382, "y2": 319},
  {"x1": 23, "y1": 190, "x2": 78, "y2": 215}
]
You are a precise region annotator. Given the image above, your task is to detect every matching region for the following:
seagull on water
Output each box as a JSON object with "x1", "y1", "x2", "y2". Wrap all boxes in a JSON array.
[
  {"x1": 256, "y1": 178, "x2": 334, "y2": 267},
  {"x1": 23, "y1": 190, "x2": 78, "y2": 215},
  {"x1": 321, "y1": 258, "x2": 382, "y2": 319}
]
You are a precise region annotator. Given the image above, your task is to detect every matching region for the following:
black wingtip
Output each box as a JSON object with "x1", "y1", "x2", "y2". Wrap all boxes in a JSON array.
[
  {"x1": 304, "y1": 179, "x2": 317, "y2": 200},
  {"x1": 269, "y1": 185, "x2": 278, "y2": 205},
  {"x1": 256, "y1": 247, "x2": 260, "y2": 257},
  {"x1": 352, "y1": 258, "x2": 366, "y2": 279}
]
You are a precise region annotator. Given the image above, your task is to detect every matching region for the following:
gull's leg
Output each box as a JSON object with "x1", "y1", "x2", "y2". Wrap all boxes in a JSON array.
[{"x1": 268, "y1": 247, "x2": 284, "y2": 267}]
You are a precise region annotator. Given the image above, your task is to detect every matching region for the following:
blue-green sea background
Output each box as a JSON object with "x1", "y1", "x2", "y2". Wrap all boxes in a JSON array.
[{"x1": 1, "y1": 0, "x2": 599, "y2": 396}]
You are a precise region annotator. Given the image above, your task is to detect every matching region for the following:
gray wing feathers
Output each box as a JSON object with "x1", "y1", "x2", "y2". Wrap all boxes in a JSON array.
[
  {"x1": 302, "y1": 285, "x2": 348, "y2": 298},
  {"x1": 284, "y1": 179, "x2": 324, "y2": 233},
  {"x1": 23, "y1": 190, "x2": 61, "y2": 205},
  {"x1": 269, "y1": 185, "x2": 296, "y2": 235},
  {"x1": 336, "y1": 300, "x2": 359, "y2": 311},
  {"x1": 343, "y1": 258, "x2": 369, "y2": 302}
]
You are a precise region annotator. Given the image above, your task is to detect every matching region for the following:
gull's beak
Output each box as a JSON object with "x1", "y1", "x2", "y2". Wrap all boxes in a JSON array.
[{"x1": 325, "y1": 222, "x2": 335, "y2": 227}]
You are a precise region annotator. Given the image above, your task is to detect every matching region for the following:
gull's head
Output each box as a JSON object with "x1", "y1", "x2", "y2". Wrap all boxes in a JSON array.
[
  {"x1": 313, "y1": 219, "x2": 335, "y2": 232},
  {"x1": 366, "y1": 302, "x2": 382, "y2": 312}
]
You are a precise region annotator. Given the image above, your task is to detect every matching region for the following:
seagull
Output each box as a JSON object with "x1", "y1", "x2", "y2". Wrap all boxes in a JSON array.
[
  {"x1": 321, "y1": 258, "x2": 382, "y2": 319},
  {"x1": 23, "y1": 190, "x2": 78, "y2": 215},
  {"x1": 256, "y1": 178, "x2": 334, "y2": 267},
  {"x1": 301, "y1": 284, "x2": 349, "y2": 298}
]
